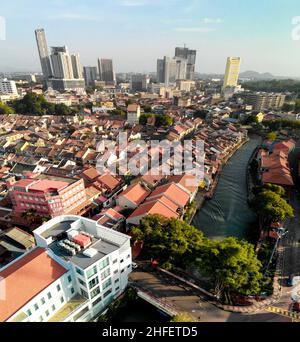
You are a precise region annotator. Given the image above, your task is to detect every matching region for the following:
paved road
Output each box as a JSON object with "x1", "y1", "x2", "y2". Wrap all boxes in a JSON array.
[
  {"x1": 267, "y1": 189, "x2": 300, "y2": 315},
  {"x1": 130, "y1": 270, "x2": 291, "y2": 322}
]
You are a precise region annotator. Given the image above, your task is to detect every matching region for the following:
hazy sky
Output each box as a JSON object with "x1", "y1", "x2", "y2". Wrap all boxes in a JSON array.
[{"x1": 1, "y1": 0, "x2": 300, "y2": 76}]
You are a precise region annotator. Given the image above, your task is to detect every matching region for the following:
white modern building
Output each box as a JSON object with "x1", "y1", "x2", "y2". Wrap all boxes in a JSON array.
[
  {"x1": 0, "y1": 79, "x2": 18, "y2": 95},
  {"x1": 0, "y1": 215, "x2": 132, "y2": 322}
]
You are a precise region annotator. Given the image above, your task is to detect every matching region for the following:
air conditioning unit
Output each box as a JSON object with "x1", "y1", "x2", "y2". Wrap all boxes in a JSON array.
[
  {"x1": 83, "y1": 248, "x2": 98, "y2": 258},
  {"x1": 68, "y1": 230, "x2": 79, "y2": 240}
]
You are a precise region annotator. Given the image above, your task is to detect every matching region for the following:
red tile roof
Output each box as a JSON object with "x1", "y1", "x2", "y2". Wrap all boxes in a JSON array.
[
  {"x1": 148, "y1": 182, "x2": 190, "y2": 207},
  {"x1": 0, "y1": 248, "x2": 67, "y2": 322},
  {"x1": 118, "y1": 183, "x2": 150, "y2": 206},
  {"x1": 128, "y1": 197, "x2": 179, "y2": 221},
  {"x1": 81, "y1": 167, "x2": 101, "y2": 182},
  {"x1": 98, "y1": 173, "x2": 121, "y2": 191}
]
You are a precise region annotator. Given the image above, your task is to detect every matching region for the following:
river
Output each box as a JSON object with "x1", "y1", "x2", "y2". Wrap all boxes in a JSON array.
[{"x1": 192, "y1": 135, "x2": 262, "y2": 240}]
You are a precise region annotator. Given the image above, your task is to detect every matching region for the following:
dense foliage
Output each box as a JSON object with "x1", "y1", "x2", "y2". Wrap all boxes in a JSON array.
[
  {"x1": 194, "y1": 237, "x2": 263, "y2": 298},
  {"x1": 0, "y1": 102, "x2": 14, "y2": 114},
  {"x1": 139, "y1": 113, "x2": 173, "y2": 127},
  {"x1": 251, "y1": 189, "x2": 294, "y2": 224},
  {"x1": 243, "y1": 79, "x2": 300, "y2": 94},
  {"x1": 170, "y1": 313, "x2": 198, "y2": 322},
  {"x1": 266, "y1": 132, "x2": 277, "y2": 141},
  {"x1": 132, "y1": 215, "x2": 264, "y2": 297},
  {"x1": 10, "y1": 93, "x2": 77, "y2": 115},
  {"x1": 131, "y1": 215, "x2": 204, "y2": 269}
]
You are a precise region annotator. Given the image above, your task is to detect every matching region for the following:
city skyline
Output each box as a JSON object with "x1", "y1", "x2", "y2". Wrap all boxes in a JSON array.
[{"x1": 0, "y1": 0, "x2": 300, "y2": 76}]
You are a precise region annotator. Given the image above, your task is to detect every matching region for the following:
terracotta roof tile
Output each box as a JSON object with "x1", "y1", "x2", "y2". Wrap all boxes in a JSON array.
[{"x1": 0, "y1": 248, "x2": 67, "y2": 322}]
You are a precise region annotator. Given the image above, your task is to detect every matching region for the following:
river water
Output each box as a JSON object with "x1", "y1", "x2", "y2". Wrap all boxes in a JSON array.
[{"x1": 192, "y1": 135, "x2": 262, "y2": 240}]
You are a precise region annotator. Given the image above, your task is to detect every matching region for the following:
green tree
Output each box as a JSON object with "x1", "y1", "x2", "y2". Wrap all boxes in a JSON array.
[
  {"x1": 139, "y1": 113, "x2": 154, "y2": 125},
  {"x1": 253, "y1": 184, "x2": 285, "y2": 197},
  {"x1": 0, "y1": 102, "x2": 14, "y2": 114},
  {"x1": 155, "y1": 114, "x2": 173, "y2": 127},
  {"x1": 252, "y1": 190, "x2": 294, "y2": 224},
  {"x1": 266, "y1": 132, "x2": 277, "y2": 141},
  {"x1": 295, "y1": 99, "x2": 300, "y2": 113},
  {"x1": 194, "y1": 110, "x2": 208, "y2": 120},
  {"x1": 170, "y1": 313, "x2": 198, "y2": 322},
  {"x1": 131, "y1": 215, "x2": 204, "y2": 268},
  {"x1": 195, "y1": 237, "x2": 263, "y2": 298},
  {"x1": 282, "y1": 103, "x2": 295, "y2": 112},
  {"x1": 143, "y1": 105, "x2": 152, "y2": 113}
]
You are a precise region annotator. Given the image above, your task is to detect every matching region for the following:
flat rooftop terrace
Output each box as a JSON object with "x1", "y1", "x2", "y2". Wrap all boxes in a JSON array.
[
  {"x1": 38, "y1": 173, "x2": 76, "y2": 184},
  {"x1": 41, "y1": 220, "x2": 74, "y2": 239},
  {"x1": 49, "y1": 236, "x2": 119, "y2": 269}
]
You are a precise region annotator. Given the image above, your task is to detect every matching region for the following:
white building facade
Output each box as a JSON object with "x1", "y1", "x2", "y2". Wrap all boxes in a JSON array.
[
  {"x1": 0, "y1": 79, "x2": 18, "y2": 95},
  {"x1": 0, "y1": 215, "x2": 132, "y2": 322}
]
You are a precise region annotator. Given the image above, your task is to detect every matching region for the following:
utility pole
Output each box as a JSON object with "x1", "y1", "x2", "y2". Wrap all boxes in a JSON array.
[{"x1": 264, "y1": 228, "x2": 288, "y2": 276}]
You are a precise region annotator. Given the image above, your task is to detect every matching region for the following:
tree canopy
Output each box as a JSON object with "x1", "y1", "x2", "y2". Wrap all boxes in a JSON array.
[
  {"x1": 0, "y1": 102, "x2": 14, "y2": 114},
  {"x1": 131, "y1": 215, "x2": 204, "y2": 268},
  {"x1": 266, "y1": 132, "x2": 277, "y2": 141},
  {"x1": 139, "y1": 113, "x2": 173, "y2": 127},
  {"x1": 194, "y1": 237, "x2": 263, "y2": 297},
  {"x1": 243, "y1": 79, "x2": 300, "y2": 94},
  {"x1": 10, "y1": 93, "x2": 76, "y2": 115},
  {"x1": 253, "y1": 184, "x2": 285, "y2": 197},
  {"x1": 132, "y1": 215, "x2": 264, "y2": 299},
  {"x1": 170, "y1": 313, "x2": 198, "y2": 322},
  {"x1": 252, "y1": 190, "x2": 294, "y2": 224}
]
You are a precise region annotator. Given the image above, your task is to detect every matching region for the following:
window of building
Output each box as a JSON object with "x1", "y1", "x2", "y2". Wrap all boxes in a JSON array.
[
  {"x1": 99, "y1": 258, "x2": 109, "y2": 270},
  {"x1": 47, "y1": 292, "x2": 52, "y2": 299},
  {"x1": 81, "y1": 289, "x2": 89, "y2": 299},
  {"x1": 26, "y1": 309, "x2": 32, "y2": 316},
  {"x1": 60, "y1": 297, "x2": 64, "y2": 304},
  {"x1": 114, "y1": 270, "x2": 118, "y2": 275},
  {"x1": 34, "y1": 303, "x2": 39, "y2": 311},
  {"x1": 115, "y1": 279, "x2": 119, "y2": 284},
  {"x1": 71, "y1": 287, "x2": 75, "y2": 294},
  {"x1": 67, "y1": 275, "x2": 72, "y2": 283},
  {"x1": 73, "y1": 306, "x2": 89, "y2": 322},
  {"x1": 103, "y1": 289, "x2": 112, "y2": 298},
  {"x1": 76, "y1": 268, "x2": 84, "y2": 277},
  {"x1": 56, "y1": 284, "x2": 61, "y2": 292},
  {"x1": 102, "y1": 278, "x2": 112, "y2": 291},
  {"x1": 41, "y1": 298, "x2": 45, "y2": 305},
  {"x1": 101, "y1": 268, "x2": 111, "y2": 281},
  {"x1": 45, "y1": 310, "x2": 50, "y2": 317},
  {"x1": 121, "y1": 269, "x2": 125, "y2": 274},
  {"x1": 113, "y1": 259, "x2": 118, "y2": 264},
  {"x1": 127, "y1": 254, "x2": 130, "y2": 259},
  {"x1": 78, "y1": 279, "x2": 86, "y2": 287},
  {"x1": 89, "y1": 276, "x2": 99, "y2": 290},
  {"x1": 92, "y1": 296, "x2": 102, "y2": 307},
  {"x1": 86, "y1": 265, "x2": 97, "y2": 279},
  {"x1": 39, "y1": 316, "x2": 43, "y2": 322},
  {"x1": 90, "y1": 287, "x2": 101, "y2": 299},
  {"x1": 120, "y1": 259, "x2": 124, "y2": 263},
  {"x1": 52, "y1": 304, "x2": 56, "y2": 311},
  {"x1": 115, "y1": 287, "x2": 120, "y2": 292},
  {"x1": 127, "y1": 265, "x2": 131, "y2": 269}
]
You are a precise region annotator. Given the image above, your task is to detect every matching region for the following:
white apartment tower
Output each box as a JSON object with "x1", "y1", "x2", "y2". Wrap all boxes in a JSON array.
[
  {"x1": 0, "y1": 79, "x2": 18, "y2": 95},
  {"x1": 35, "y1": 28, "x2": 53, "y2": 80},
  {"x1": 71, "y1": 54, "x2": 83, "y2": 79}
]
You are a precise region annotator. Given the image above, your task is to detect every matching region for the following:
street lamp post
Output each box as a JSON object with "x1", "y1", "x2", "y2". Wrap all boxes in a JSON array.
[{"x1": 264, "y1": 228, "x2": 288, "y2": 276}]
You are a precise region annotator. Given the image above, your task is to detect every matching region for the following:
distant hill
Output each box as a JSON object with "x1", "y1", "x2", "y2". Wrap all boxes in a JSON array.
[{"x1": 240, "y1": 71, "x2": 275, "y2": 80}]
